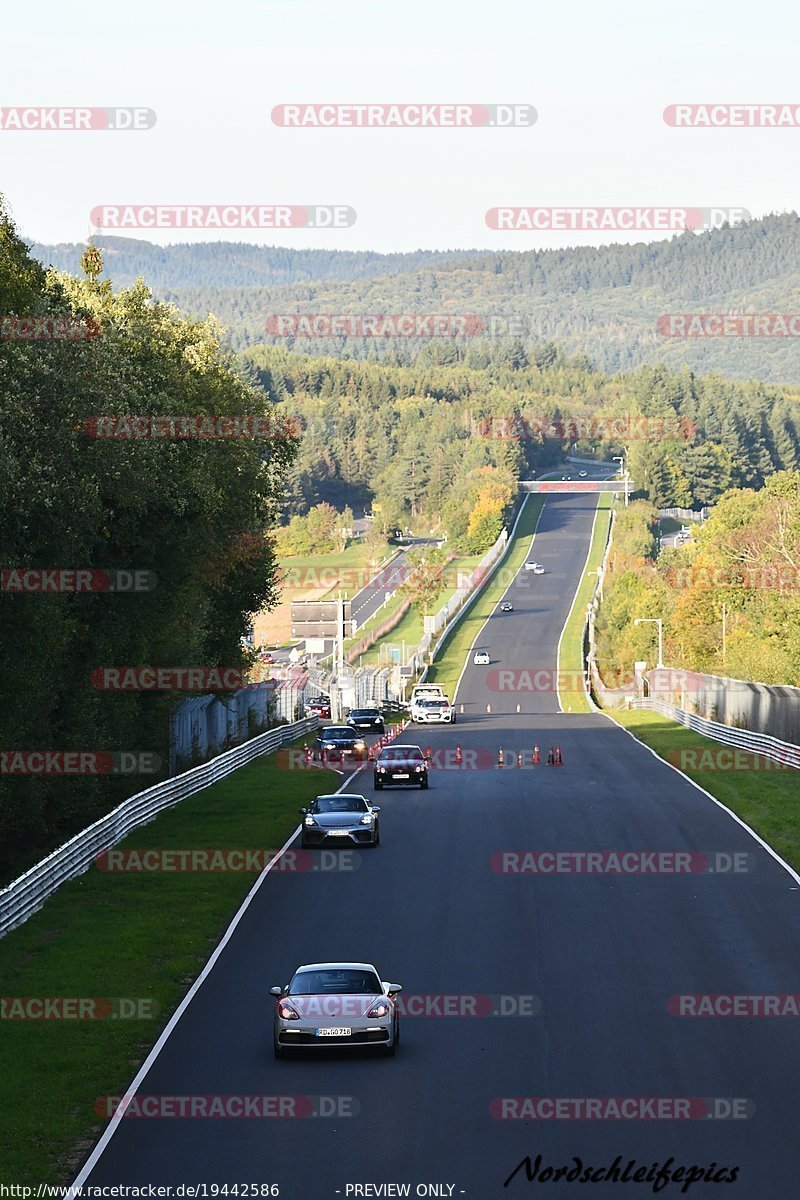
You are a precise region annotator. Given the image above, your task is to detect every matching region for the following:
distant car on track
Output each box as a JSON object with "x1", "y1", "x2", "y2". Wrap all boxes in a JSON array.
[
  {"x1": 271, "y1": 961, "x2": 402, "y2": 1058},
  {"x1": 523, "y1": 561, "x2": 541, "y2": 572},
  {"x1": 313, "y1": 726, "x2": 367, "y2": 762},
  {"x1": 299, "y1": 793, "x2": 380, "y2": 849},
  {"x1": 579, "y1": 470, "x2": 587, "y2": 478},
  {"x1": 305, "y1": 696, "x2": 331, "y2": 719},
  {"x1": 500, "y1": 601, "x2": 513, "y2": 612},
  {"x1": 347, "y1": 707, "x2": 385, "y2": 733},
  {"x1": 374, "y1": 744, "x2": 429, "y2": 789},
  {"x1": 473, "y1": 649, "x2": 490, "y2": 665},
  {"x1": 410, "y1": 697, "x2": 455, "y2": 724}
]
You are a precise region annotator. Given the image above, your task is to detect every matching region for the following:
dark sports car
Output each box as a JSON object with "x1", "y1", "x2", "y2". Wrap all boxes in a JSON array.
[
  {"x1": 374, "y1": 744, "x2": 429, "y2": 789},
  {"x1": 312, "y1": 726, "x2": 367, "y2": 762}
]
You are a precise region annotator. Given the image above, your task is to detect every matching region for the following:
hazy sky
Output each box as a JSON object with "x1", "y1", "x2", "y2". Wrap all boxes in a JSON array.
[{"x1": 2, "y1": 0, "x2": 799, "y2": 252}]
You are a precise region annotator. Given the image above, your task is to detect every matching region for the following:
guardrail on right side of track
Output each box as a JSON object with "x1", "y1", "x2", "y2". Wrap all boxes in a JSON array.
[
  {"x1": 0, "y1": 715, "x2": 319, "y2": 938},
  {"x1": 628, "y1": 698, "x2": 800, "y2": 770}
]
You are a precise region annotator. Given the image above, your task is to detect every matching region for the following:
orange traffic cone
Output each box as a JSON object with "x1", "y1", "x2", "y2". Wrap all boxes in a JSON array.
[
  {"x1": 555, "y1": 744, "x2": 563, "y2": 765},
  {"x1": 303, "y1": 743, "x2": 311, "y2": 764},
  {"x1": 486, "y1": 703, "x2": 492, "y2": 713},
  {"x1": 533, "y1": 744, "x2": 540, "y2": 765},
  {"x1": 424, "y1": 745, "x2": 432, "y2": 761},
  {"x1": 455, "y1": 743, "x2": 463, "y2": 765},
  {"x1": 321, "y1": 748, "x2": 327, "y2": 766},
  {"x1": 547, "y1": 744, "x2": 555, "y2": 766},
  {"x1": 497, "y1": 745, "x2": 505, "y2": 767},
  {"x1": 460, "y1": 704, "x2": 464, "y2": 714},
  {"x1": 516, "y1": 703, "x2": 521, "y2": 713},
  {"x1": 517, "y1": 750, "x2": 523, "y2": 767}
]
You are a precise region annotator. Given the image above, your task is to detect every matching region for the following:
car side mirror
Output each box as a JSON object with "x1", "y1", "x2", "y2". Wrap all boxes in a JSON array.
[
  {"x1": 371, "y1": 805, "x2": 381, "y2": 813},
  {"x1": 269, "y1": 986, "x2": 282, "y2": 996},
  {"x1": 386, "y1": 983, "x2": 403, "y2": 995},
  {"x1": 299, "y1": 807, "x2": 307, "y2": 815}
]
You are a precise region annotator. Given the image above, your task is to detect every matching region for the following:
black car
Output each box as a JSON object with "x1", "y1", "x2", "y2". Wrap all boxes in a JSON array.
[
  {"x1": 347, "y1": 707, "x2": 385, "y2": 734},
  {"x1": 374, "y1": 744, "x2": 429, "y2": 789},
  {"x1": 313, "y1": 726, "x2": 367, "y2": 762}
]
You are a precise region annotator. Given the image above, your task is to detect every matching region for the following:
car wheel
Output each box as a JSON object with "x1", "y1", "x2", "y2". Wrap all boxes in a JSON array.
[
  {"x1": 420, "y1": 777, "x2": 429, "y2": 790},
  {"x1": 369, "y1": 824, "x2": 380, "y2": 847},
  {"x1": 383, "y1": 1019, "x2": 399, "y2": 1056},
  {"x1": 273, "y1": 1036, "x2": 286, "y2": 1060}
]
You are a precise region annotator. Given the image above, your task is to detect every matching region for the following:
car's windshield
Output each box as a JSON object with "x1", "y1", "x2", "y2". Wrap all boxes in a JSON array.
[
  {"x1": 350, "y1": 710, "x2": 378, "y2": 718},
  {"x1": 290, "y1": 968, "x2": 382, "y2": 995},
  {"x1": 379, "y1": 747, "x2": 423, "y2": 762},
  {"x1": 312, "y1": 796, "x2": 369, "y2": 813},
  {"x1": 321, "y1": 728, "x2": 353, "y2": 739},
  {"x1": 421, "y1": 700, "x2": 447, "y2": 709}
]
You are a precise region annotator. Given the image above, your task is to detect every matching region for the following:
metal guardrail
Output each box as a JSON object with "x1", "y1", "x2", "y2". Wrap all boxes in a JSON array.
[
  {"x1": 629, "y1": 698, "x2": 800, "y2": 769},
  {"x1": 0, "y1": 715, "x2": 319, "y2": 938}
]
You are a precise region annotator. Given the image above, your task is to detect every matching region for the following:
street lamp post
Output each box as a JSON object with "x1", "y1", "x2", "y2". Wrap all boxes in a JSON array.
[
  {"x1": 613, "y1": 455, "x2": 630, "y2": 506},
  {"x1": 634, "y1": 617, "x2": 664, "y2": 668}
]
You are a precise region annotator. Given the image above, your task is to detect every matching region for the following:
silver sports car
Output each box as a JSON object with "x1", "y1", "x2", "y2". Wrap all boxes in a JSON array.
[
  {"x1": 299, "y1": 793, "x2": 381, "y2": 848},
  {"x1": 271, "y1": 962, "x2": 402, "y2": 1058}
]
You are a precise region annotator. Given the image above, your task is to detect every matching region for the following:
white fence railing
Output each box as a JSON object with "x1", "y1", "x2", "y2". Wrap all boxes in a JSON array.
[
  {"x1": 659, "y1": 507, "x2": 709, "y2": 522},
  {"x1": 629, "y1": 698, "x2": 800, "y2": 769},
  {"x1": 0, "y1": 715, "x2": 319, "y2": 938}
]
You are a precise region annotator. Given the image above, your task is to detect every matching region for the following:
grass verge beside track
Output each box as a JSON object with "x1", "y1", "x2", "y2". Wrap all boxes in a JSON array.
[
  {"x1": 556, "y1": 493, "x2": 612, "y2": 714},
  {"x1": 0, "y1": 742, "x2": 339, "y2": 1185},
  {"x1": 425, "y1": 494, "x2": 545, "y2": 700},
  {"x1": 607, "y1": 706, "x2": 800, "y2": 875}
]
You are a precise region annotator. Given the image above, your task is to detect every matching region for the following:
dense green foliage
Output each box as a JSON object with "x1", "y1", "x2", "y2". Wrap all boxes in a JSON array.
[
  {"x1": 0, "y1": 202, "x2": 297, "y2": 880},
  {"x1": 246, "y1": 346, "x2": 800, "y2": 524},
  {"x1": 32, "y1": 216, "x2": 800, "y2": 382},
  {"x1": 595, "y1": 472, "x2": 800, "y2": 686}
]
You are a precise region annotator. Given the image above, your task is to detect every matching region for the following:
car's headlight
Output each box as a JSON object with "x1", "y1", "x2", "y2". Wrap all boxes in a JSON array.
[
  {"x1": 354, "y1": 740, "x2": 365, "y2": 749},
  {"x1": 415, "y1": 765, "x2": 424, "y2": 772},
  {"x1": 304, "y1": 816, "x2": 316, "y2": 826},
  {"x1": 367, "y1": 1001, "x2": 390, "y2": 1018},
  {"x1": 325, "y1": 743, "x2": 336, "y2": 750},
  {"x1": 278, "y1": 1001, "x2": 301, "y2": 1020},
  {"x1": 377, "y1": 766, "x2": 385, "y2": 773},
  {"x1": 360, "y1": 814, "x2": 374, "y2": 824}
]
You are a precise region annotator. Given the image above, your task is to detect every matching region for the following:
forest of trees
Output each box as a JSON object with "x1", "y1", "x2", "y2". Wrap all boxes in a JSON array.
[
  {"x1": 0, "y1": 202, "x2": 297, "y2": 880},
  {"x1": 246, "y1": 345, "x2": 800, "y2": 527},
  {"x1": 31, "y1": 215, "x2": 800, "y2": 382},
  {"x1": 595, "y1": 472, "x2": 800, "y2": 687}
]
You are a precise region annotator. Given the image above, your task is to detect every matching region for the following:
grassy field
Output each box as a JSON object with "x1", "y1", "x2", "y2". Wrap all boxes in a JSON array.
[
  {"x1": 425, "y1": 495, "x2": 545, "y2": 700},
  {"x1": 0, "y1": 742, "x2": 340, "y2": 1184},
  {"x1": 605, "y1": 706, "x2": 800, "y2": 875},
  {"x1": 556, "y1": 493, "x2": 613, "y2": 713}
]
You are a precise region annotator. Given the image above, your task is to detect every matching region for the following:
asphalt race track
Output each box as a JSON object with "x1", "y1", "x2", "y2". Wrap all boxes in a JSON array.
[{"x1": 78, "y1": 494, "x2": 800, "y2": 1198}]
